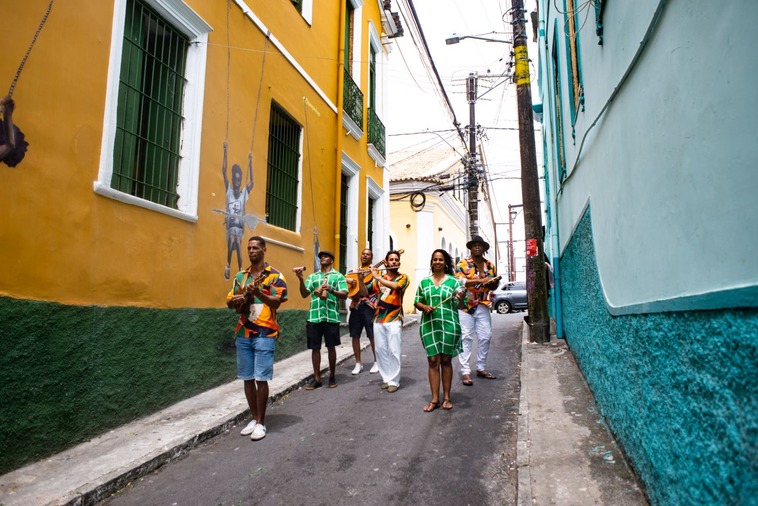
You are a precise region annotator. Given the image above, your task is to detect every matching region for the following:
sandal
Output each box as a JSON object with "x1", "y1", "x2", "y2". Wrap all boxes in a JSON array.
[
  {"x1": 476, "y1": 370, "x2": 497, "y2": 380},
  {"x1": 442, "y1": 399, "x2": 453, "y2": 410},
  {"x1": 462, "y1": 374, "x2": 473, "y2": 386},
  {"x1": 423, "y1": 401, "x2": 440, "y2": 412},
  {"x1": 305, "y1": 379, "x2": 323, "y2": 390}
]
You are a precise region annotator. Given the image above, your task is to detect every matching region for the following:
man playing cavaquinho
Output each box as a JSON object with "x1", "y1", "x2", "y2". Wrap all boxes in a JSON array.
[
  {"x1": 226, "y1": 236, "x2": 288, "y2": 441},
  {"x1": 345, "y1": 248, "x2": 379, "y2": 375},
  {"x1": 456, "y1": 235, "x2": 500, "y2": 386}
]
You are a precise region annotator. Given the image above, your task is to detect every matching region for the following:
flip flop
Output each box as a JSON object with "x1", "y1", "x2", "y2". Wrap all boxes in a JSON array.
[
  {"x1": 423, "y1": 401, "x2": 440, "y2": 412},
  {"x1": 442, "y1": 399, "x2": 453, "y2": 410},
  {"x1": 476, "y1": 370, "x2": 497, "y2": 380},
  {"x1": 305, "y1": 379, "x2": 323, "y2": 390},
  {"x1": 462, "y1": 374, "x2": 473, "y2": 386}
]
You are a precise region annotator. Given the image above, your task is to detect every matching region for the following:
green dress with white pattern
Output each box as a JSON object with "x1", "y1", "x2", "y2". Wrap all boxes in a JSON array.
[{"x1": 414, "y1": 274, "x2": 463, "y2": 357}]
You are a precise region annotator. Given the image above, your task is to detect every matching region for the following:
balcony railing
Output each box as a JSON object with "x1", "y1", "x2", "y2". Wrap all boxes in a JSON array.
[
  {"x1": 368, "y1": 107, "x2": 385, "y2": 158},
  {"x1": 343, "y1": 69, "x2": 363, "y2": 129}
]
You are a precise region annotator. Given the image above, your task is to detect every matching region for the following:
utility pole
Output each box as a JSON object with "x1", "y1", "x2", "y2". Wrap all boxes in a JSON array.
[
  {"x1": 511, "y1": 0, "x2": 549, "y2": 343},
  {"x1": 466, "y1": 73, "x2": 478, "y2": 238}
]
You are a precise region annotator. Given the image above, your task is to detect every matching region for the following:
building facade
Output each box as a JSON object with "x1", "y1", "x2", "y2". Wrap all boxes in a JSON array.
[
  {"x1": 535, "y1": 0, "x2": 757, "y2": 503},
  {"x1": 388, "y1": 147, "x2": 496, "y2": 313},
  {"x1": 0, "y1": 0, "x2": 401, "y2": 473}
]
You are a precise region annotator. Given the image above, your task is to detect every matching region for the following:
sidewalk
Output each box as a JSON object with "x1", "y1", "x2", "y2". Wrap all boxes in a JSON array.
[
  {"x1": 517, "y1": 324, "x2": 648, "y2": 505},
  {"x1": 1, "y1": 316, "x2": 648, "y2": 505}
]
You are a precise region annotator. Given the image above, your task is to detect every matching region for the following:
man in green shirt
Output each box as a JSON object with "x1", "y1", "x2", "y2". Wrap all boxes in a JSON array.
[{"x1": 295, "y1": 250, "x2": 348, "y2": 389}]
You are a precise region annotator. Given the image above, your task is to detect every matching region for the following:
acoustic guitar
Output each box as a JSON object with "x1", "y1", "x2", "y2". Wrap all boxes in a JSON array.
[
  {"x1": 234, "y1": 270, "x2": 268, "y2": 316},
  {"x1": 345, "y1": 249, "x2": 404, "y2": 298}
]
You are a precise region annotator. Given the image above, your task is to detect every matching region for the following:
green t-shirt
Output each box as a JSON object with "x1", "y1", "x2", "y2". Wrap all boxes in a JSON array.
[{"x1": 304, "y1": 269, "x2": 348, "y2": 323}]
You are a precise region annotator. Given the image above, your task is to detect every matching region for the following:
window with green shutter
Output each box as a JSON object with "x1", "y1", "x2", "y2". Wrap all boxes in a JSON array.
[
  {"x1": 265, "y1": 104, "x2": 301, "y2": 231},
  {"x1": 367, "y1": 197, "x2": 375, "y2": 252},
  {"x1": 112, "y1": 0, "x2": 188, "y2": 209},
  {"x1": 344, "y1": 2, "x2": 354, "y2": 73}
]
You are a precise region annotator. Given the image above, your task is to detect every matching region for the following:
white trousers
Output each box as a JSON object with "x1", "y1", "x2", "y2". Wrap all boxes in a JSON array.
[
  {"x1": 373, "y1": 320, "x2": 402, "y2": 387},
  {"x1": 458, "y1": 304, "x2": 492, "y2": 376}
]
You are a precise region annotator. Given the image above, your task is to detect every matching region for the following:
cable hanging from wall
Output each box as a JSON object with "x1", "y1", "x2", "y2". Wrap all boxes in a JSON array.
[
  {"x1": 213, "y1": 0, "x2": 269, "y2": 279},
  {"x1": 0, "y1": 0, "x2": 51, "y2": 167}
]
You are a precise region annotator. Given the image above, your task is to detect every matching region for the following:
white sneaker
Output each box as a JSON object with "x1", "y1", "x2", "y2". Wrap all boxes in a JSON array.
[
  {"x1": 369, "y1": 363, "x2": 379, "y2": 374},
  {"x1": 240, "y1": 420, "x2": 258, "y2": 436},
  {"x1": 352, "y1": 363, "x2": 364, "y2": 375},
  {"x1": 250, "y1": 424, "x2": 267, "y2": 441}
]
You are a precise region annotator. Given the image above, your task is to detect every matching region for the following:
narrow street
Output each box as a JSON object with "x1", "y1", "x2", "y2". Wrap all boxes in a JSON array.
[{"x1": 103, "y1": 313, "x2": 523, "y2": 506}]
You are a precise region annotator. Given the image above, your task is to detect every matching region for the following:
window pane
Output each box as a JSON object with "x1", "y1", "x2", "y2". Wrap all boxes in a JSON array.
[
  {"x1": 265, "y1": 104, "x2": 301, "y2": 231},
  {"x1": 112, "y1": 0, "x2": 188, "y2": 208}
]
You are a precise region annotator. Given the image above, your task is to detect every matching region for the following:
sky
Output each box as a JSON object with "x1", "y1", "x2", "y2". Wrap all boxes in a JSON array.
[{"x1": 384, "y1": 0, "x2": 542, "y2": 274}]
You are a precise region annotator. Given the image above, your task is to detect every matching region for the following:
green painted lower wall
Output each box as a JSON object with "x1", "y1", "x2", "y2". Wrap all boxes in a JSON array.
[
  {"x1": 0, "y1": 297, "x2": 308, "y2": 474},
  {"x1": 559, "y1": 209, "x2": 758, "y2": 505}
]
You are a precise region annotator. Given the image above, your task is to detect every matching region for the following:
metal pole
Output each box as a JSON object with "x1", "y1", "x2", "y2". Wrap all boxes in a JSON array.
[
  {"x1": 511, "y1": 0, "x2": 550, "y2": 343},
  {"x1": 508, "y1": 204, "x2": 521, "y2": 282},
  {"x1": 467, "y1": 73, "x2": 478, "y2": 238}
]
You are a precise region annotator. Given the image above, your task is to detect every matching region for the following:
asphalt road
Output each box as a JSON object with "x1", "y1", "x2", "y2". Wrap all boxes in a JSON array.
[{"x1": 103, "y1": 312, "x2": 524, "y2": 506}]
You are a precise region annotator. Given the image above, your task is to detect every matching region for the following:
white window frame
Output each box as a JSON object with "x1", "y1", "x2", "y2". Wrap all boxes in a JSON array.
[
  {"x1": 94, "y1": 0, "x2": 211, "y2": 222},
  {"x1": 349, "y1": 0, "x2": 364, "y2": 84},
  {"x1": 366, "y1": 175, "x2": 385, "y2": 257},
  {"x1": 302, "y1": 0, "x2": 313, "y2": 25},
  {"x1": 342, "y1": 153, "x2": 361, "y2": 271}
]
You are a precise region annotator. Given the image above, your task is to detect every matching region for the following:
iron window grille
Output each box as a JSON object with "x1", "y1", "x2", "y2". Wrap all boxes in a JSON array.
[
  {"x1": 265, "y1": 104, "x2": 301, "y2": 231},
  {"x1": 112, "y1": 0, "x2": 188, "y2": 209}
]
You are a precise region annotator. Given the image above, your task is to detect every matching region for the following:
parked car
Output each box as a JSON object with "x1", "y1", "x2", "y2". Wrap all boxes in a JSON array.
[{"x1": 490, "y1": 281, "x2": 527, "y2": 314}]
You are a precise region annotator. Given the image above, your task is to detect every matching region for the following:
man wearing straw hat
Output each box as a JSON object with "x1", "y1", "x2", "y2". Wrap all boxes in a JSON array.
[{"x1": 456, "y1": 235, "x2": 500, "y2": 386}]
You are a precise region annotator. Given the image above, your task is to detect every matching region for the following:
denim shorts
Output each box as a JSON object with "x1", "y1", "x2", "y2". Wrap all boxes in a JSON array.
[{"x1": 236, "y1": 335, "x2": 276, "y2": 381}]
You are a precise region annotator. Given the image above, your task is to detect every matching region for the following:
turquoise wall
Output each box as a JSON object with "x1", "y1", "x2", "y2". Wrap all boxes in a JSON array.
[
  {"x1": 560, "y1": 210, "x2": 757, "y2": 505},
  {"x1": 0, "y1": 298, "x2": 308, "y2": 474}
]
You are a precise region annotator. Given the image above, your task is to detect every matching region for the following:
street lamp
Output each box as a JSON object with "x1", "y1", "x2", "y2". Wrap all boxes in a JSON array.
[
  {"x1": 446, "y1": 17, "x2": 549, "y2": 343},
  {"x1": 445, "y1": 32, "x2": 512, "y2": 45},
  {"x1": 445, "y1": 33, "x2": 511, "y2": 238}
]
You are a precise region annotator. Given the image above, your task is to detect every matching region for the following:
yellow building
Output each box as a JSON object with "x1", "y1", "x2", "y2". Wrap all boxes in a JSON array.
[
  {"x1": 388, "y1": 147, "x2": 497, "y2": 313},
  {"x1": 0, "y1": 0, "x2": 402, "y2": 473}
]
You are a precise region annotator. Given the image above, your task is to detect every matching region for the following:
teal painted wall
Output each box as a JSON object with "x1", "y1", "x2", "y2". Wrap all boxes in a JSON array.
[
  {"x1": 560, "y1": 210, "x2": 758, "y2": 505},
  {"x1": 0, "y1": 298, "x2": 308, "y2": 474}
]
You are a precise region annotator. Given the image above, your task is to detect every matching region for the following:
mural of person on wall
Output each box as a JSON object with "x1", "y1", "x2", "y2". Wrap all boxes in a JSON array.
[
  {"x1": 222, "y1": 142, "x2": 254, "y2": 280},
  {"x1": 0, "y1": 96, "x2": 28, "y2": 167}
]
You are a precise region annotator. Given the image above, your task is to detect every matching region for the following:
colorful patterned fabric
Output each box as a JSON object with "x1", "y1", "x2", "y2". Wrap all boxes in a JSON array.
[
  {"x1": 372, "y1": 272, "x2": 408, "y2": 323},
  {"x1": 304, "y1": 269, "x2": 348, "y2": 323},
  {"x1": 414, "y1": 275, "x2": 463, "y2": 357},
  {"x1": 348, "y1": 273, "x2": 378, "y2": 309},
  {"x1": 456, "y1": 256, "x2": 497, "y2": 310},
  {"x1": 226, "y1": 264, "x2": 288, "y2": 338}
]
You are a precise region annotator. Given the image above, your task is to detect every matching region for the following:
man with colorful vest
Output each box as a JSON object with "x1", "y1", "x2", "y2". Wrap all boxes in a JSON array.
[
  {"x1": 226, "y1": 236, "x2": 288, "y2": 441},
  {"x1": 456, "y1": 235, "x2": 500, "y2": 386}
]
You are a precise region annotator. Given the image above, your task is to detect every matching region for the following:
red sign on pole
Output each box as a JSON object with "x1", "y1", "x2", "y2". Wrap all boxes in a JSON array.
[{"x1": 526, "y1": 238, "x2": 538, "y2": 257}]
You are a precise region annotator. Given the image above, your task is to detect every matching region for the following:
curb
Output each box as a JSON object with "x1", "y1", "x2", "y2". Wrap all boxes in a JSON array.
[
  {"x1": 0, "y1": 316, "x2": 421, "y2": 506},
  {"x1": 516, "y1": 321, "x2": 532, "y2": 506}
]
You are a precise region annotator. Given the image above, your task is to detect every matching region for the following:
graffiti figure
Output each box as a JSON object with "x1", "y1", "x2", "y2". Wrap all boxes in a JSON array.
[
  {"x1": 0, "y1": 96, "x2": 28, "y2": 167},
  {"x1": 223, "y1": 143, "x2": 254, "y2": 280}
]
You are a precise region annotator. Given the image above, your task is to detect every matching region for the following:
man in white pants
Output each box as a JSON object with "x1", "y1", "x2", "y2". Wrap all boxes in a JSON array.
[
  {"x1": 456, "y1": 235, "x2": 500, "y2": 386},
  {"x1": 369, "y1": 251, "x2": 408, "y2": 393}
]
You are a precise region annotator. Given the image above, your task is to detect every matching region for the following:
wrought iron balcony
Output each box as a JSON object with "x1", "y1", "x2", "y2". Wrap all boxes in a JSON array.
[
  {"x1": 343, "y1": 69, "x2": 363, "y2": 129},
  {"x1": 368, "y1": 107, "x2": 385, "y2": 158}
]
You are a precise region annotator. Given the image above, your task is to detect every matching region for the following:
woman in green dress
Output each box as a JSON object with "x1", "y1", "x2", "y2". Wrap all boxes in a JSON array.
[{"x1": 414, "y1": 249, "x2": 465, "y2": 411}]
